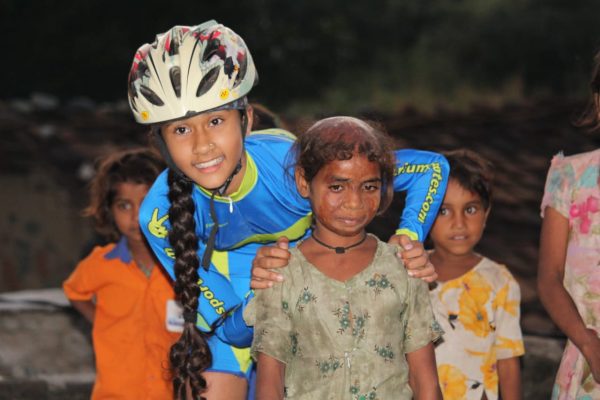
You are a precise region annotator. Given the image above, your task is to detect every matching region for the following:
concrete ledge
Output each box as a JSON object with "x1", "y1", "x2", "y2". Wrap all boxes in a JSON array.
[{"x1": 0, "y1": 379, "x2": 92, "y2": 400}]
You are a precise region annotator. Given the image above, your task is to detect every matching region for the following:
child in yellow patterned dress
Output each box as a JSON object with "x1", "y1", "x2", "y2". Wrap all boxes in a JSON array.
[{"x1": 428, "y1": 149, "x2": 524, "y2": 400}]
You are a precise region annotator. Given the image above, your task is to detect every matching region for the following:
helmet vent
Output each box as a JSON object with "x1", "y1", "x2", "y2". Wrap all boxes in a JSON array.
[
  {"x1": 233, "y1": 55, "x2": 248, "y2": 88},
  {"x1": 196, "y1": 67, "x2": 219, "y2": 97},
  {"x1": 202, "y1": 38, "x2": 221, "y2": 63},
  {"x1": 224, "y1": 57, "x2": 234, "y2": 78},
  {"x1": 140, "y1": 85, "x2": 165, "y2": 106},
  {"x1": 170, "y1": 67, "x2": 181, "y2": 98},
  {"x1": 168, "y1": 37, "x2": 179, "y2": 57}
]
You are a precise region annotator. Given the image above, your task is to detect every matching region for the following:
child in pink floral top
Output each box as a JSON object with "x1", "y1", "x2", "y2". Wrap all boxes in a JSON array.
[{"x1": 537, "y1": 50, "x2": 600, "y2": 400}]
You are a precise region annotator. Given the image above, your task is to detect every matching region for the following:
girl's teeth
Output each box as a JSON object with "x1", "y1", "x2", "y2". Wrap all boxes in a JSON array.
[{"x1": 195, "y1": 156, "x2": 223, "y2": 169}]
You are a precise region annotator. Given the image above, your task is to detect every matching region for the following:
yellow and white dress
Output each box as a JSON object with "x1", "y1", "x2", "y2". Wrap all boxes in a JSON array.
[{"x1": 430, "y1": 257, "x2": 524, "y2": 400}]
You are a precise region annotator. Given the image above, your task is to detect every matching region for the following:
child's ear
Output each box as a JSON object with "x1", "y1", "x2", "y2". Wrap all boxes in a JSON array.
[
  {"x1": 244, "y1": 105, "x2": 254, "y2": 135},
  {"x1": 483, "y1": 205, "x2": 492, "y2": 226},
  {"x1": 295, "y1": 168, "x2": 310, "y2": 198}
]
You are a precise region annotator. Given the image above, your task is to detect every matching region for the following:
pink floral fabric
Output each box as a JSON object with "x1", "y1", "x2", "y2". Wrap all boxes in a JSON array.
[{"x1": 540, "y1": 149, "x2": 600, "y2": 400}]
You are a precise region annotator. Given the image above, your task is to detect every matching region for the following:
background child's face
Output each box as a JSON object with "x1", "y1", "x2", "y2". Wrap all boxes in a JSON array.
[
  {"x1": 161, "y1": 109, "x2": 247, "y2": 191},
  {"x1": 111, "y1": 182, "x2": 150, "y2": 245},
  {"x1": 297, "y1": 153, "x2": 381, "y2": 240},
  {"x1": 429, "y1": 179, "x2": 490, "y2": 258}
]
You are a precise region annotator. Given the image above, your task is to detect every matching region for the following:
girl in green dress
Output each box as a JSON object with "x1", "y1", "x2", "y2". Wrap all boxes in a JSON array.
[{"x1": 245, "y1": 116, "x2": 442, "y2": 399}]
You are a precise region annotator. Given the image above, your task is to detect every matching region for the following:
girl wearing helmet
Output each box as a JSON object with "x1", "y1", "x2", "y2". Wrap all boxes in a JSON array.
[{"x1": 129, "y1": 21, "x2": 449, "y2": 400}]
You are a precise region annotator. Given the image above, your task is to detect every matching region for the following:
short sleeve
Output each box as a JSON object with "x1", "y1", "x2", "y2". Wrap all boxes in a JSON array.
[
  {"x1": 540, "y1": 153, "x2": 574, "y2": 219},
  {"x1": 246, "y1": 270, "x2": 293, "y2": 364},
  {"x1": 62, "y1": 252, "x2": 98, "y2": 301},
  {"x1": 493, "y1": 272, "x2": 525, "y2": 360},
  {"x1": 403, "y1": 278, "x2": 443, "y2": 353}
]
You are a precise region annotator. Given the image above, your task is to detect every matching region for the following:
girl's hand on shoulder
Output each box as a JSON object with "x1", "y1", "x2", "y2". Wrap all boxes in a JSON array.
[
  {"x1": 388, "y1": 234, "x2": 438, "y2": 283},
  {"x1": 251, "y1": 237, "x2": 290, "y2": 290},
  {"x1": 581, "y1": 328, "x2": 600, "y2": 383}
]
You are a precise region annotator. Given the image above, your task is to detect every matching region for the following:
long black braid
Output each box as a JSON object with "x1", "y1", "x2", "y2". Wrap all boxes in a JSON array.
[
  {"x1": 156, "y1": 106, "x2": 249, "y2": 399},
  {"x1": 167, "y1": 169, "x2": 212, "y2": 400}
]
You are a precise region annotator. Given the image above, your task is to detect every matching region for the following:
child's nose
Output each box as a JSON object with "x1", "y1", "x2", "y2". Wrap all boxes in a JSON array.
[
  {"x1": 452, "y1": 213, "x2": 466, "y2": 228},
  {"x1": 132, "y1": 207, "x2": 140, "y2": 223},
  {"x1": 191, "y1": 131, "x2": 214, "y2": 155},
  {"x1": 345, "y1": 189, "x2": 364, "y2": 209}
]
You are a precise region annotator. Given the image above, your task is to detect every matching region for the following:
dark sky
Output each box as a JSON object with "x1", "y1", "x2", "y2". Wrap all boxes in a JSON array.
[{"x1": 2, "y1": 1, "x2": 264, "y2": 102}]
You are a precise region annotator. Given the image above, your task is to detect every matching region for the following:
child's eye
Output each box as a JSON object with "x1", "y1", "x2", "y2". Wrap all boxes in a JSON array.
[
  {"x1": 115, "y1": 201, "x2": 132, "y2": 211},
  {"x1": 439, "y1": 207, "x2": 448, "y2": 216},
  {"x1": 174, "y1": 126, "x2": 190, "y2": 135},
  {"x1": 329, "y1": 184, "x2": 343, "y2": 192},
  {"x1": 363, "y1": 183, "x2": 380, "y2": 191},
  {"x1": 209, "y1": 117, "x2": 224, "y2": 127},
  {"x1": 465, "y1": 206, "x2": 478, "y2": 215}
]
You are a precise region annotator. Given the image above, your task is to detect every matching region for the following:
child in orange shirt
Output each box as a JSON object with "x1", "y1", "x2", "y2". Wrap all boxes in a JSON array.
[{"x1": 63, "y1": 148, "x2": 181, "y2": 400}]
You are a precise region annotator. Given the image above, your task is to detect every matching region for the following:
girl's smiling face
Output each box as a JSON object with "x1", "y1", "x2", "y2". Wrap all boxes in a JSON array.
[
  {"x1": 297, "y1": 153, "x2": 382, "y2": 244},
  {"x1": 161, "y1": 108, "x2": 252, "y2": 193}
]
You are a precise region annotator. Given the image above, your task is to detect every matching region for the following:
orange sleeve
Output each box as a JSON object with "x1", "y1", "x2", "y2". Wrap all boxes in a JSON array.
[{"x1": 63, "y1": 246, "x2": 111, "y2": 301}]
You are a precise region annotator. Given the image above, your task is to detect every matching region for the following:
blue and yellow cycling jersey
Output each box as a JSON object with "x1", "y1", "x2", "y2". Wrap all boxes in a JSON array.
[
  {"x1": 139, "y1": 128, "x2": 449, "y2": 378},
  {"x1": 141, "y1": 128, "x2": 448, "y2": 275}
]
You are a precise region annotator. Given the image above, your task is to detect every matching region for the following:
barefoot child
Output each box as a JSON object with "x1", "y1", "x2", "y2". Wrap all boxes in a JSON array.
[
  {"x1": 63, "y1": 148, "x2": 180, "y2": 399},
  {"x1": 245, "y1": 116, "x2": 442, "y2": 399},
  {"x1": 428, "y1": 149, "x2": 524, "y2": 400}
]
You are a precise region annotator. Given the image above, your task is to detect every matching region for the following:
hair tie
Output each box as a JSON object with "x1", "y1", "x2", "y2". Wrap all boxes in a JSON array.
[{"x1": 183, "y1": 311, "x2": 197, "y2": 324}]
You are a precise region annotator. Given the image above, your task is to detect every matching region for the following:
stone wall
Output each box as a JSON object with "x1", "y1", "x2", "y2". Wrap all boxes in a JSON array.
[{"x1": 0, "y1": 174, "x2": 94, "y2": 292}]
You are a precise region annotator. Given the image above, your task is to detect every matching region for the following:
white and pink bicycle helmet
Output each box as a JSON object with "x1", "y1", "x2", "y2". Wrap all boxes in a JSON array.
[{"x1": 128, "y1": 20, "x2": 258, "y2": 125}]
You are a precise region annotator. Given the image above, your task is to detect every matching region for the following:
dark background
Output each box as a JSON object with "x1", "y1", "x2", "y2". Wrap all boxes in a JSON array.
[{"x1": 4, "y1": 0, "x2": 600, "y2": 112}]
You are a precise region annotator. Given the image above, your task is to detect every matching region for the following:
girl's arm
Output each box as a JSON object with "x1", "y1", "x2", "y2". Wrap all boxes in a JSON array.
[
  {"x1": 497, "y1": 357, "x2": 522, "y2": 400},
  {"x1": 192, "y1": 267, "x2": 254, "y2": 348},
  {"x1": 406, "y1": 343, "x2": 442, "y2": 400},
  {"x1": 70, "y1": 300, "x2": 95, "y2": 323},
  {"x1": 139, "y1": 182, "x2": 253, "y2": 346},
  {"x1": 392, "y1": 149, "x2": 449, "y2": 241},
  {"x1": 538, "y1": 206, "x2": 600, "y2": 382},
  {"x1": 256, "y1": 353, "x2": 286, "y2": 400},
  {"x1": 386, "y1": 149, "x2": 448, "y2": 283}
]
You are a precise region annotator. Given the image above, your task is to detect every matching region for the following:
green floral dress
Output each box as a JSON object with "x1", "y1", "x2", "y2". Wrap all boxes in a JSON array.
[{"x1": 244, "y1": 236, "x2": 442, "y2": 399}]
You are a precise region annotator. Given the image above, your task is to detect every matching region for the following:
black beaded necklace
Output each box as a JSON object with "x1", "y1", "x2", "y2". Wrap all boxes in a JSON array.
[{"x1": 311, "y1": 232, "x2": 368, "y2": 254}]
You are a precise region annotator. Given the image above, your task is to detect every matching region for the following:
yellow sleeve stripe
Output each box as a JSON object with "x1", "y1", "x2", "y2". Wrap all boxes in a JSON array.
[{"x1": 395, "y1": 228, "x2": 419, "y2": 241}]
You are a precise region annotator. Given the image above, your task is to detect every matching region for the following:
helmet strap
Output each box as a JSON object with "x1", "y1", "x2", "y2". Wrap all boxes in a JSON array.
[
  {"x1": 200, "y1": 107, "x2": 247, "y2": 270},
  {"x1": 201, "y1": 191, "x2": 219, "y2": 270}
]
